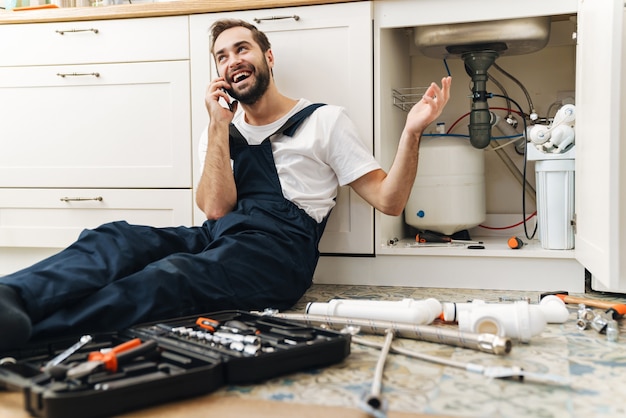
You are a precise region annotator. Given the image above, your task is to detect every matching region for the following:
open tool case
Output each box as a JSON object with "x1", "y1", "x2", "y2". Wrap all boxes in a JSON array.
[{"x1": 0, "y1": 310, "x2": 351, "y2": 418}]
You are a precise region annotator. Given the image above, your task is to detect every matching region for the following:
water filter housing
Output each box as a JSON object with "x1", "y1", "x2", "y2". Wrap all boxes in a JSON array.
[
  {"x1": 405, "y1": 136, "x2": 486, "y2": 235},
  {"x1": 527, "y1": 144, "x2": 575, "y2": 249}
]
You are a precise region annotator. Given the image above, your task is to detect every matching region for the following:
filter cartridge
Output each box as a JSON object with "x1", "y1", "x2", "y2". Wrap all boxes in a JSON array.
[{"x1": 527, "y1": 144, "x2": 575, "y2": 249}]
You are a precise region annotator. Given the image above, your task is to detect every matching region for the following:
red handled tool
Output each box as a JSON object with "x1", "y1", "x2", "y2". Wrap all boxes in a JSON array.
[
  {"x1": 66, "y1": 338, "x2": 157, "y2": 379},
  {"x1": 507, "y1": 236, "x2": 525, "y2": 249},
  {"x1": 196, "y1": 317, "x2": 220, "y2": 332},
  {"x1": 416, "y1": 231, "x2": 482, "y2": 244}
]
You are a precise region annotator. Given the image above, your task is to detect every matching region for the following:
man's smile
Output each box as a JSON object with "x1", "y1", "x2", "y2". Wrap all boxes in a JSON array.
[{"x1": 232, "y1": 71, "x2": 252, "y2": 84}]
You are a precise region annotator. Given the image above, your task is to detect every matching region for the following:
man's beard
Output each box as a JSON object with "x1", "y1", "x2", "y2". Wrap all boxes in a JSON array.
[{"x1": 226, "y1": 61, "x2": 271, "y2": 106}]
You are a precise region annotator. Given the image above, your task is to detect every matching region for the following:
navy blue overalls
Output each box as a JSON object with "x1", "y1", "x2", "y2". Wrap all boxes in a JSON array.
[{"x1": 1, "y1": 104, "x2": 327, "y2": 340}]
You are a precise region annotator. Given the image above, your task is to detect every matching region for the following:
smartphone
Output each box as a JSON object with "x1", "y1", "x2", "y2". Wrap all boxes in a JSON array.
[
  {"x1": 222, "y1": 89, "x2": 235, "y2": 112},
  {"x1": 214, "y1": 58, "x2": 235, "y2": 112}
]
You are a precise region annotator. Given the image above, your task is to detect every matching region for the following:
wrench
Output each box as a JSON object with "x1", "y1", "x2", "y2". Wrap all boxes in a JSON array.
[
  {"x1": 359, "y1": 329, "x2": 393, "y2": 418},
  {"x1": 43, "y1": 335, "x2": 93, "y2": 371}
]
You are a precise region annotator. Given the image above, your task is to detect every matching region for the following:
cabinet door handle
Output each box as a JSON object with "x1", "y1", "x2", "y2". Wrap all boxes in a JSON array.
[
  {"x1": 57, "y1": 72, "x2": 100, "y2": 78},
  {"x1": 60, "y1": 197, "x2": 104, "y2": 202},
  {"x1": 253, "y1": 15, "x2": 300, "y2": 23},
  {"x1": 55, "y1": 28, "x2": 99, "y2": 35}
]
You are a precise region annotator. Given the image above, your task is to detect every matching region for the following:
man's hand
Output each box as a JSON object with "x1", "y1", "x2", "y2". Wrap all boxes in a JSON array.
[
  {"x1": 404, "y1": 76, "x2": 452, "y2": 140},
  {"x1": 205, "y1": 77, "x2": 238, "y2": 123},
  {"x1": 349, "y1": 76, "x2": 452, "y2": 216}
]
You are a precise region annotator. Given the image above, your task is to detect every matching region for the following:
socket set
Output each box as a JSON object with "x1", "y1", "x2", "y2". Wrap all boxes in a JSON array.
[{"x1": 0, "y1": 310, "x2": 351, "y2": 418}]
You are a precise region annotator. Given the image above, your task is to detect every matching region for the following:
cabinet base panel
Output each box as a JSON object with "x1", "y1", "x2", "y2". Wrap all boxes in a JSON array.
[
  {"x1": 591, "y1": 276, "x2": 626, "y2": 294},
  {"x1": 314, "y1": 254, "x2": 585, "y2": 292}
]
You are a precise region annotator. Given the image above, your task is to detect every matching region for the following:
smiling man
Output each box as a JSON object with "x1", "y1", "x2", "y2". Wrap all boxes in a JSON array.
[{"x1": 0, "y1": 19, "x2": 450, "y2": 351}]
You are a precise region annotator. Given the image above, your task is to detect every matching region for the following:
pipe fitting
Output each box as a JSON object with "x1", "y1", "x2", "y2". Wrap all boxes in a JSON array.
[
  {"x1": 456, "y1": 301, "x2": 546, "y2": 343},
  {"x1": 590, "y1": 313, "x2": 609, "y2": 334},
  {"x1": 443, "y1": 295, "x2": 568, "y2": 325},
  {"x1": 538, "y1": 295, "x2": 570, "y2": 323},
  {"x1": 576, "y1": 304, "x2": 595, "y2": 330}
]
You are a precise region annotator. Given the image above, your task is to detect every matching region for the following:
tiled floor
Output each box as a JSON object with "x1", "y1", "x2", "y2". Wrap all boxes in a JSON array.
[{"x1": 217, "y1": 284, "x2": 626, "y2": 417}]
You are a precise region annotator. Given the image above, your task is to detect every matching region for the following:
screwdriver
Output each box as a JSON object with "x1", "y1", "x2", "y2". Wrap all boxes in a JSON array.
[{"x1": 415, "y1": 231, "x2": 482, "y2": 244}]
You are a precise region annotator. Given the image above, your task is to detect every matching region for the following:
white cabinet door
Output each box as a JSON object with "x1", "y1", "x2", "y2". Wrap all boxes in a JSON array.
[
  {"x1": 575, "y1": 0, "x2": 626, "y2": 291},
  {"x1": 0, "y1": 60, "x2": 191, "y2": 188},
  {"x1": 0, "y1": 16, "x2": 189, "y2": 66},
  {"x1": 0, "y1": 188, "x2": 193, "y2": 249},
  {"x1": 0, "y1": 188, "x2": 193, "y2": 275},
  {"x1": 190, "y1": 2, "x2": 374, "y2": 254}
]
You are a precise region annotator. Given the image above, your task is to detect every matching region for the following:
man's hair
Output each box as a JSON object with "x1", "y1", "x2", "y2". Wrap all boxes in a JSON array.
[{"x1": 210, "y1": 19, "x2": 272, "y2": 55}]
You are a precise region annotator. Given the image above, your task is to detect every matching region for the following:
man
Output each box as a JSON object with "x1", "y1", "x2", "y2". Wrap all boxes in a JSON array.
[{"x1": 0, "y1": 19, "x2": 451, "y2": 351}]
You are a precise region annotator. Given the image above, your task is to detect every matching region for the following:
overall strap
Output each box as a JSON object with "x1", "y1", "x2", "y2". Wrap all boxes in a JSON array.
[
  {"x1": 229, "y1": 124, "x2": 248, "y2": 148},
  {"x1": 228, "y1": 103, "x2": 326, "y2": 147},
  {"x1": 272, "y1": 103, "x2": 326, "y2": 138}
]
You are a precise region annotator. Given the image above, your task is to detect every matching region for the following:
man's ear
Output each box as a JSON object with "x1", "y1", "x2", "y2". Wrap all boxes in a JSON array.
[{"x1": 265, "y1": 49, "x2": 275, "y2": 69}]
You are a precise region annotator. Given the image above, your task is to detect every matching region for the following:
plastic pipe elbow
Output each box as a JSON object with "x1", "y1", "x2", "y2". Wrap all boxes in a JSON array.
[{"x1": 539, "y1": 295, "x2": 570, "y2": 323}]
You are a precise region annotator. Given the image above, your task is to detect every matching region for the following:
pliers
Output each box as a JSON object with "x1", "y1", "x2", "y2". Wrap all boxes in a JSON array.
[{"x1": 66, "y1": 338, "x2": 157, "y2": 379}]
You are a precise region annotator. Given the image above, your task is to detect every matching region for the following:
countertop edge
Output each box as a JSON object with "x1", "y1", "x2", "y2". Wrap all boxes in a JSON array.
[{"x1": 0, "y1": 0, "x2": 362, "y2": 24}]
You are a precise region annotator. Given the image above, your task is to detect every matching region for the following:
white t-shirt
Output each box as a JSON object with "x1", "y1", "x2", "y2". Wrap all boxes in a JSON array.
[{"x1": 198, "y1": 99, "x2": 381, "y2": 222}]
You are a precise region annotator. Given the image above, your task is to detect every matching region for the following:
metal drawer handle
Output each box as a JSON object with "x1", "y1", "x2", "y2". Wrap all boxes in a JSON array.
[
  {"x1": 55, "y1": 28, "x2": 99, "y2": 35},
  {"x1": 57, "y1": 72, "x2": 100, "y2": 78},
  {"x1": 60, "y1": 196, "x2": 104, "y2": 202},
  {"x1": 253, "y1": 15, "x2": 300, "y2": 23}
]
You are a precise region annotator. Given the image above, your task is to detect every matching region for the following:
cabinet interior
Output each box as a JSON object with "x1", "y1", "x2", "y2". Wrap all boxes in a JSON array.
[{"x1": 377, "y1": 15, "x2": 577, "y2": 247}]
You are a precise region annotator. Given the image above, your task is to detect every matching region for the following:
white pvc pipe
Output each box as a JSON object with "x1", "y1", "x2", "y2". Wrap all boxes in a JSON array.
[{"x1": 305, "y1": 298, "x2": 442, "y2": 325}]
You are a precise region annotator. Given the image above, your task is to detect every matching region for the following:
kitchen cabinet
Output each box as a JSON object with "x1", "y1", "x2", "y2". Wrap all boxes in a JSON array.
[
  {"x1": 0, "y1": 61, "x2": 190, "y2": 188},
  {"x1": 189, "y1": 1, "x2": 374, "y2": 254},
  {"x1": 0, "y1": 16, "x2": 193, "y2": 275},
  {"x1": 318, "y1": 0, "x2": 624, "y2": 293},
  {"x1": 1, "y1": 0, "x2": 623, "y2": 294},
  {"x1": 574, "y1": 0, "x2": 626, "y2": 293}
]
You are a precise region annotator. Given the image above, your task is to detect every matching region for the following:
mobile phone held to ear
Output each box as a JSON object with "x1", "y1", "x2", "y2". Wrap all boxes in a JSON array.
[
  {"x1": 214, "y1": 59, "x2": 235, "y2": 112},
  {"x1": 222, "y1": 89, "x2": 235, "y2": 112}
]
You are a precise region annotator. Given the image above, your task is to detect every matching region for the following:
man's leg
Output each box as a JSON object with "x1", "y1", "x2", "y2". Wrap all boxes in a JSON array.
[
  {"x1": 0, "y1": 285, "x2": 31, "y2": 350},
  {"x1": 0, "y1": 221, "x2": 210, "y2": 349},
  {"x1": 30, "y1": 232, "x2": 314, "y2": 340}
]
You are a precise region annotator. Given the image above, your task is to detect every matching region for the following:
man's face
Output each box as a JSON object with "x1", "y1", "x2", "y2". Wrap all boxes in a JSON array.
[{"x1": 213, "y1": 26, "x2": 272, "y2": 106}]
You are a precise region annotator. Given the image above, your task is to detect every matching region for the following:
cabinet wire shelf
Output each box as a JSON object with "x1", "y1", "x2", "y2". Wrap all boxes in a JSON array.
[{"x1": 392, "y1": 87, "x2": 429, "y2": 112}]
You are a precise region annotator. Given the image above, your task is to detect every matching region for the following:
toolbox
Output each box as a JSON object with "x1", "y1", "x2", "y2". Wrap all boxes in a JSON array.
[{"x1": 0, "y1": 310, "x2": 351, "y2": 418}]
